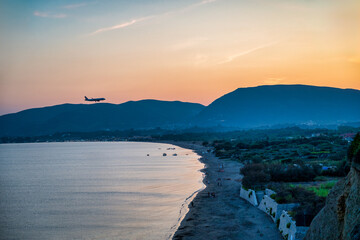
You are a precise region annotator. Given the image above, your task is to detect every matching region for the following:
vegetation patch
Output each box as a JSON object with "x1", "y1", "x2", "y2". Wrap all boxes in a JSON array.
[
  {"x1": 269, "y1": 185, "x2": 325, "y2": 226},
  {"x1": 348, "y1": 133, "x2": 360, "y2": 164},
  {"x1": 306, "y1": 181, "x2": 337, "y2": 197}
]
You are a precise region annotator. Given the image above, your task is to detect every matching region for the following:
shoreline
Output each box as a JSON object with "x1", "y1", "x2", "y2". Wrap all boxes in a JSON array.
[
  {"x1": 165, "y1": 141, "x2": 209, "y2": 239},
  {"x1": 163, "y1": 141, "x2": 282, "y2": 240},
  {"x1": 2, "y1": 140, "x2": 283, "y2": 239}
]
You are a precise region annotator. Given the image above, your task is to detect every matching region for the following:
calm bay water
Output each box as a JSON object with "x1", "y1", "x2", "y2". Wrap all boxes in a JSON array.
[{"x1": 0, "y1": 142, "x2": 204, "y2": 240}]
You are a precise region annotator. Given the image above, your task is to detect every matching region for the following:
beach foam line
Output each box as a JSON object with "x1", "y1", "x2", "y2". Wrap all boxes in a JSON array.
[{"x1": 167, "y1": 155, "x2": 206, "y2": 240}]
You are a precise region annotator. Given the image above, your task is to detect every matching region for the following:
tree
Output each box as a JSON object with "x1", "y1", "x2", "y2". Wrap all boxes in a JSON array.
[
  {"x1": 241, "y1": 164, "x2": 270, "y2": 189},
  {"x1": 348, "y1": 133, "x2": 360, "y2": 164}
]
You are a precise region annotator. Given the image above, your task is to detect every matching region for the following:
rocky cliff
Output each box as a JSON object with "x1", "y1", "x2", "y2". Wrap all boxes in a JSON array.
[{"x1": 305, "y1": 164, "x2": 360, "y2": 240}]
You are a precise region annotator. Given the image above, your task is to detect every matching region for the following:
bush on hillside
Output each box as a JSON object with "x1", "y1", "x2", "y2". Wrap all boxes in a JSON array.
[
  {"x1": 348, "y1": 133, "x2": 360, "y2": 164},
  {"x1": 267, "y1": 164, "x2": 318, "y2": 182},
  {"x1": 241, "y1": 164, "x2": 270, "y2": 189},
  {"x1": 321, "y1": 160, "x2": 349, "y2": 177},
  {"x1": 242, "y1": 171, "x2": 271, "y2": 190},
  {"x1": 272, "y1": 186, "x2": 326, "y2": 226},
  {"x1": 240, "y1": 163, "x2": 265, "y2": 175}
]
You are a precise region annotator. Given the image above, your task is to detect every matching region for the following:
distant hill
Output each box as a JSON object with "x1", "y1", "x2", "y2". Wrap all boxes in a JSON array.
[
  {"x1": 0, "y1": 100, "x2": 205, "y2": 136},
  {"x1": 192, "y1": 85, "x2": 360, "y2": 128},
  {"x1": 1, "y1": 85, "x2": 360, "y2": 137}
]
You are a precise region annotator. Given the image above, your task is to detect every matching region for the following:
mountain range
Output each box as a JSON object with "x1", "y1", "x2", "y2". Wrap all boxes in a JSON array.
[
  {"x1": 0, "y1": 100, "x2": 204, "y2": 137},
  {"x1": 1, "y1": 85, "x2": 360, "y2": 137},
  {"x1": 193, "y1": 85, "x2": 360, "y2": 128}
]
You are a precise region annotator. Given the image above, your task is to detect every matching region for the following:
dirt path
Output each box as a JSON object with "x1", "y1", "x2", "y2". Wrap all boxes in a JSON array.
[{"x1": 168, "y1": 142, "x2": 282, "y2": 240}]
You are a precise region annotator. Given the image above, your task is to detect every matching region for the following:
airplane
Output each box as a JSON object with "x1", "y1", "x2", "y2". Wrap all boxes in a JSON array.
[{"x1": 84, "y1": 96, "x2": 106, "y2": 102}]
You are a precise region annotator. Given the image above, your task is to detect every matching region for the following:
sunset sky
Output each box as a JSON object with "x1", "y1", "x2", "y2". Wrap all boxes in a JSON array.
[{"x1": 0, "y1": 0, "x2": 359, "y2": 115}]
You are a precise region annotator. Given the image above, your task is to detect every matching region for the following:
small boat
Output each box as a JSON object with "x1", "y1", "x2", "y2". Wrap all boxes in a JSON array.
[
  {"x1": 173, "y1": 153, "x2": 177, "y2": 156},
  {"x1": 163, "y1": 153, "x2": 167, "y2": 156}
]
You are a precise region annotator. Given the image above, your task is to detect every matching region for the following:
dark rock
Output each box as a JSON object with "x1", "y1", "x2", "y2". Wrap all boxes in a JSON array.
[{"x1": 305, "y1": 167, "x2": 360, "y2": 240}]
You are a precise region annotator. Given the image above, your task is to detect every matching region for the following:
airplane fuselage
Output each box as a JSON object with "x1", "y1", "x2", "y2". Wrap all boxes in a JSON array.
[{"x1": 84, "y1": 96, "x2": 105, "y2": 102}]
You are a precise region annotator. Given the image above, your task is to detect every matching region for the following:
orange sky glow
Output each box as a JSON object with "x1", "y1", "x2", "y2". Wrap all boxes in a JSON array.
[{"x1": 0, "y1": 0, "x2": 359, "y2": 115}]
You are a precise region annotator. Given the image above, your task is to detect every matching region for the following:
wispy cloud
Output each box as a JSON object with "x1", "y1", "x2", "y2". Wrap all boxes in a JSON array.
[
  {"x1": 62, "y1": 2, "x2": 89, "y2": 9},
  {"x1": 34, "y1": 11, "x2": 67, "y2": 18},
  {"x1": 90, "y1": 0, "x2": 219, "y2": 35},
  {"x1": 192, "y1": 0, "x2": 218, "y2": 8},
  {"x1": 90, "y1": 16, "x2": 153, "y2": 35},
  {"x1": 218, "y1": 42, "x2": 278, "y2": 64}
]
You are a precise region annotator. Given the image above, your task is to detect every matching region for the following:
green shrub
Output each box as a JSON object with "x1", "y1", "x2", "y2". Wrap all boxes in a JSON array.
[
  {"x1": 275, "y1": 193, "x2": 294, "y2": 204},
  {"x1": 322, "y1": 181, "x2": 336, "y2": 189},
  {"x1": 314, "y1": 176, "x2": 327, "y2": 181},
  {"x1": 307, "y1": 187, "x2": 329, "y2": 197},
  {"x1": 276, "y1": 219, "x2": 280, "y2": 228},
  {"x1": 348, "y1": 133, "x2": 360, "y2": 164},
  {"x1": 286, "y1": 222, "x2": 291, "y2": 228},
  {"x1": 307, "y1": 181, "x2": 337, "y2": 197},
  {"x1": 268, "y1": 163, "x2": 317, "y2": 182},
  {"x1": 241, "y1": 163, "x2": 271, "y2": 189}
]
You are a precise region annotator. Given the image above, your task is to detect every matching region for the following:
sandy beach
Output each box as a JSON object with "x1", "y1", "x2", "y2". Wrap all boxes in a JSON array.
[{"x1": 166, "y1": 141, "x2": 282, "y2": 240}]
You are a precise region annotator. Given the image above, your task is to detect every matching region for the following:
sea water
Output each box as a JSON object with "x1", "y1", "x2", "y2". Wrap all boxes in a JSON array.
[{"x1": 0, "y1": 142, "x2": 204, "y2": 240}]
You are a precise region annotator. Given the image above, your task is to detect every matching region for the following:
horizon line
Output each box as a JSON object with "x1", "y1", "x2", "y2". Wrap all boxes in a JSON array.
[{"x1": 1, "y1": 83, "x2": 359, "y2": 116}]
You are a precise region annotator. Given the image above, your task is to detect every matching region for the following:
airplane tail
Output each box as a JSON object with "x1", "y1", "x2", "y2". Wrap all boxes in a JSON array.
[{"x1": 84, "y1": 96, "x2": 88, "y2": 100}]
